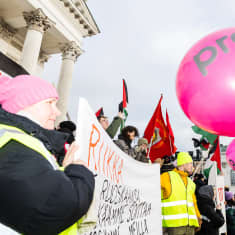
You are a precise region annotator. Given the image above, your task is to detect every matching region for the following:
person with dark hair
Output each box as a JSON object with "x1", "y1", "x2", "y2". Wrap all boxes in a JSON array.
[
  {"x1": 114, "y1": 125, "x2": 139, "y2": 158},
  {"x1": 224, "y1": 186, "x2": 230, "y2": 192},
  {"x1": 98, "y1": 112, "x2": 123, "y2": 139},
  {"x1": 225, "y1": 191, "x2": 235, "y2": 235},
  {"x1": 56, "y1": 121, "x2": 77, "y2": 166},
  {"x1": 196, "y1": 185, "x2": 224, "y2": 235}
]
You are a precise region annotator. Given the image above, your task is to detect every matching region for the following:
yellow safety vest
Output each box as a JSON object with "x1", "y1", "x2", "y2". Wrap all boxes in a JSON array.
[
  {"x1": 161, "y1": 171, "x2": 199, "y2": 228},
  {"x1": 0, "y1": 124, "x2": 78, "y2": 235}
]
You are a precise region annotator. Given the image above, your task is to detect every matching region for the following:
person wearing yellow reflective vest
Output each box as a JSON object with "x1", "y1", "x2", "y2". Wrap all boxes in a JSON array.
[
  {"x1": 161, "y1": 152, "x2": 202, "y2": 235},
  {"x1": 0, "y1": 75, "x2": 95, "y2": 235}
]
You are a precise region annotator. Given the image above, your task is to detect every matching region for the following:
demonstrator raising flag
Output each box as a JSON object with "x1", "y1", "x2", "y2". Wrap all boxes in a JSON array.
[{"x1": 119, "y1": 79, "x2": 128, "y2": 129}]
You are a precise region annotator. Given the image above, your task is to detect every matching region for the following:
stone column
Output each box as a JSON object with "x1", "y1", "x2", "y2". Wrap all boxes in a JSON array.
[
  {"x1": 56, "y1": 41, "x2": 82, "y2": 123},
  {"x1": 35, "y1": 51, "x2": 51, "y2": 77},
  {"x1": 21, "y1": 9, "x2": 53, "y2": 74}
]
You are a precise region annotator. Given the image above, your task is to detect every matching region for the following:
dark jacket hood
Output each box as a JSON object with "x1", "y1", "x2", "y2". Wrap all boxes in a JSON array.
[
  {"x1": 0, "y1": 107, "x2": 69, "y2": 154},
  {"x1": 194, "y1": 178, "x2": 207, "y2": 188},
  {"x1": 198, "y1": 185, "x2": 214, "y2": 200},
  {"x1": 198, "y1": 185, "x2": 215, "y2": 207}
]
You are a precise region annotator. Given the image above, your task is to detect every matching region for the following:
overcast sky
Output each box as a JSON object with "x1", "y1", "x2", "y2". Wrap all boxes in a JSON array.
[{"x1": 43, "y1": 0, "x2": 235, "y2": 151}]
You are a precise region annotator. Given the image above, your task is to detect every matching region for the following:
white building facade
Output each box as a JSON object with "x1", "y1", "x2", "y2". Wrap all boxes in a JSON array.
[
  {"x1": 221, "y1": 151, "x2": 235, "y2": 192},
  {"x1": 0, "y1": 0, "x2": 99, "y2": 122}
]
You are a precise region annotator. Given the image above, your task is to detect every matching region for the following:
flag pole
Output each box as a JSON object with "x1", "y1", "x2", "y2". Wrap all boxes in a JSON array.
[
  {"x1": 166, "y1": 108, "x2": 173, "y2": 156},
  {"x1": 192, "y1": 157, "x2": 204, "y2": 179},
  {"x1": 192, "y1": 148, "x2": 210, "y2": 178},
  {"x1": 147, "y1": 136, "x2": 154, "y2": 164},
  {"x1": 201, "y1": 149, "x2": 210, "y2": 173},
  {"x1": 168, "y1": 134, "x2": 173, "y2": 156}
]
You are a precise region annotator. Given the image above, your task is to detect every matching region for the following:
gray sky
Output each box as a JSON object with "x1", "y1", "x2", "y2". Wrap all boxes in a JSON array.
[{"x1": 43, "y1": 0, "x2": 235, "y2": 151}]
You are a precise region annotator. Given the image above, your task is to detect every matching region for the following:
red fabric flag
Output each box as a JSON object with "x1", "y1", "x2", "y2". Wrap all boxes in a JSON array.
[
  {"x1": 201, "y1": 139, "x2": 210, "y2": 150},
  {"x1": 166, "y1": 110, "x2": 177, "y2": 154},
  {"x1": 144, "y1": 96, "x2": 163, "y2": 141},
  {"x1": 122, "y1": 79, "x2": 128, "y2": 109},
  {"x1": 211, "y1": 137, "x2": 222, "y2": 171},
  {"x1": 143, "y1": 96, "x2": 172, "y2": 161},
  {"x1": 95, "y1": 107, "x2": 104, "y2": 117}
]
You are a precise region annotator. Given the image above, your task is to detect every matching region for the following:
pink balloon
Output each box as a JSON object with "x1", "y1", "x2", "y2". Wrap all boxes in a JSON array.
[
  {"x1": 226, "y1": 139, "x2": 235, "y2": 171},
  {"x1": 176, "y1": 28, "x2": 235, "y2": 137}
]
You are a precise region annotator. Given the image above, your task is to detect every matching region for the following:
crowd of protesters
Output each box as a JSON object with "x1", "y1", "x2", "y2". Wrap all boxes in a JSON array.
[
  {"x1": 0, "y1": 74, "x2": 234, "y2": 235},
  {"x1": 96, "y1": 105, "x2": 229, "y2": 235},
  {"x1": 159, "y1": 155, "x2": 235, "y2": 235}
]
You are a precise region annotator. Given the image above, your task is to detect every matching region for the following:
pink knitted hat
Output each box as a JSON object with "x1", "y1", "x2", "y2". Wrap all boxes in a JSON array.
[{"x1": 0, "y1": 75, "x2": 58, "y2": 114}]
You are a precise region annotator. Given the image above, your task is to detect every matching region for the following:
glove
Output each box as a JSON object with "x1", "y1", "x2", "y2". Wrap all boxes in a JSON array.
[{"x1": 195, "y1": 217, "x2": 202, "y2": 233}]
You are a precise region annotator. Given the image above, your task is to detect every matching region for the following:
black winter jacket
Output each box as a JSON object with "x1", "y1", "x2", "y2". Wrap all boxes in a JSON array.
[
  {"x1": 226, "y1": 205, "x2": 235, "y2": 235},
  {"x1": 0, "y1": 108, "x2": 95, "y2": 235},
  {"x1": 196, "y1": 186, "x2": 224, "y2": 235}
]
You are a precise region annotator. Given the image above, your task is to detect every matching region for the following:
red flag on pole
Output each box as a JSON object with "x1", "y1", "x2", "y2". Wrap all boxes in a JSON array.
[
  {"x1": 166, "y1": 110, "x2": 177, "y2": 155},
  {"x1": 144, "y1": 95, "x2": 163, "y2": 141},
  {"x1": 122, "y1": 79, "x2": 128, "y2": 109},
  {"x1": 143, "y1": 95, "x2": 172, "y2": 161},
  {"x1": 95, "y1": 107, "x2": 104, "y2": 117},
  {"x1": 211, "y1": 137, "x2": 222, "y2": 171},
  {"x1": 120, "y1": 79, "x2": 128, "y2": 129}
]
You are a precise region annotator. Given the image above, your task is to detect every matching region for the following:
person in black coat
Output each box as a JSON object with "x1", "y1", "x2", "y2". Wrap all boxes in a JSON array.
[
  {"x1": 196, "y1": 185, "x2": 225, "y2": 235},
  {"x1": 0, "y1": 75, "x2": 95, "y2": 235}
]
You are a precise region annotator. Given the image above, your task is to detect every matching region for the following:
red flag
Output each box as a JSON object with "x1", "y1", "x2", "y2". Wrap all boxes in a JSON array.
[
  {"x1": 95, "y1": 107, "x2": 104, "y2": 117},
  {"x1": 120, "y1": 79, "x2": 128, "y2": 129},
  {"x1": 211, "y1": 137, "x2": 222, "y2": 171},
  {"x1": 143, "y1": 95, "x2": 172, "y2": 161},
  {"x1": 122, "y1": 79, "x2": 128, "y2": 109},
  {"x1": 144, "y1": 95, "x2": 163, "y2": 141},
  {"x1": 166, "y1": 110, "x2": 177, "y2": 154}
]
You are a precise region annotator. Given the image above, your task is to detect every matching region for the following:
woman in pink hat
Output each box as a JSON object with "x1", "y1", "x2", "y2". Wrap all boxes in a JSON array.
[{"x1": 0, "y1": 75, "x2": 94, "y2": 235}]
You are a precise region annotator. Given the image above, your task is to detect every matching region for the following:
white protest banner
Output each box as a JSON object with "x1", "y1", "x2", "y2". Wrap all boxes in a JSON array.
[
  {"x1": 76, "y1": 98, "x2": 161, "y2": 235},
  {"x1": 216, "y1": 175, "x2": 226, "y2": 234}
]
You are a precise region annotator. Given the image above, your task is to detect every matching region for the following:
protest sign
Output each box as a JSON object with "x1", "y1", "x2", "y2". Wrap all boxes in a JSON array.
[
  {"x1": 76, "y1": 98, "x2": 162, "y2": 235},
  {"x1": 216, "y1": 175, "x2": 226, "y2": 234}
]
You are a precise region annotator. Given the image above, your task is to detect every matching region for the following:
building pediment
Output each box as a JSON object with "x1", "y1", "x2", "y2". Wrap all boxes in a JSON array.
[{"x1": 60, "y1": 0, "x2": 100, "y2": 37}]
